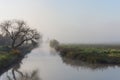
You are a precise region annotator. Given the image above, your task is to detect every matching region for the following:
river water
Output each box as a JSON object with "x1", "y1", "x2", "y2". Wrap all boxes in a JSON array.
[{"x1": 1, "y1": 43, "x2": 120, "y2": 80}]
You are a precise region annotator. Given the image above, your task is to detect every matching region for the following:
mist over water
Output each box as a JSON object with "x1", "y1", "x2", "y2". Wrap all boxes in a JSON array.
[
  {"x1": 0, "y1": 0, "x2": 120, "y2": 44},
  {"x1": 0, "y1": 1, "x2": 120, "y2": 80},
  {"x1": 1, "y1": 43, "x2": 120, "y2": 80}
]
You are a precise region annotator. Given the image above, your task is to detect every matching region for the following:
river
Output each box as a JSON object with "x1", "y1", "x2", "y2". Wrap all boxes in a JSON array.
[{"x1": 1, "y1": 43, "x2": 120, "y2": 80}]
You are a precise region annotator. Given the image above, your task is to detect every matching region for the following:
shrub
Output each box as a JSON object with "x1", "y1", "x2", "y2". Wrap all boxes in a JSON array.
[{"x1": 10, "y1": 49, "x2": 20, "y2": 55}]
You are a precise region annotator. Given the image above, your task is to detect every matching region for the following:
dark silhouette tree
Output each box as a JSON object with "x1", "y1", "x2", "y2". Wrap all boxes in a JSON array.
[{"x1": 0, "y1": 20, "x2": 41, "y2": 49}]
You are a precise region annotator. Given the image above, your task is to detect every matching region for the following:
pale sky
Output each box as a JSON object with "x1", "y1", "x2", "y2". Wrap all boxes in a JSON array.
[{"x1": 0, "y1": 0, "x2": 120, "y2": 44}]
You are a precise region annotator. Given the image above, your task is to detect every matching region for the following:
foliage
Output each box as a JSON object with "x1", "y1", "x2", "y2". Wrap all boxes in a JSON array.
[
  {"x1": 0, "y1": 20, "x2": 41, "y2": 49},
  {"x1": 0, "y1": 52, "x2": 17, "y2": 68},
  {"x1": 50, "y1": 39, "x2": 59, "y2": 48},
  {"x1": 0, "y1": 19, "x2": 41, "y2": 72},
  {"x1": 57, "y1": 44, "x2": 120, "y2": 64},
  {"x1": 10, "y1": 49, "x2": 21, "y2": 55}
]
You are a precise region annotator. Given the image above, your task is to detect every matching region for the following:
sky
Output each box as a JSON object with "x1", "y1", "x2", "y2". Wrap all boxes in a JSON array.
[{"x1": 0, "y1": 0, "x2": 120, "y2": 44}]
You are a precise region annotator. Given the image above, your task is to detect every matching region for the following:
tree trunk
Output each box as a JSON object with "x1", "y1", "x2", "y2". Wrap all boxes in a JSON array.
[{"x1": 12, "y1": 39, "x2": 16, "y2": 49}]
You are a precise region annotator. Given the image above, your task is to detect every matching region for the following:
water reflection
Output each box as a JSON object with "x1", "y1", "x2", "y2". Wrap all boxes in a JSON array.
[
  {"x1": 2, "y1": 64, "x2": 41, "y2": 80},
  {"x1": 61, "y1": 57, "x2": 120, "y2": 70},
  {"x1": 2, "y1": 43, "x2": 120, "y2": 80},
  {"x1": 49, "y1": 47, "x2": 119, "y2": 70},
  {"x1": 49, "y1": 48, "x2": 59, "y2": 56}
]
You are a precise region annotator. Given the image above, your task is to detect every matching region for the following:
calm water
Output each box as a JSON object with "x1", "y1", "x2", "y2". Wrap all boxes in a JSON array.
[{"x1": 1, "y1": 43, "x2": 120, "y2": 80}]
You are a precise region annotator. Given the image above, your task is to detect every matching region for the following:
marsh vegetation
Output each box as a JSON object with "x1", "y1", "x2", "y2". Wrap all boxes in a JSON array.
[{"x1": 56, "y1": 44, "x2": 120, "y2": 64}]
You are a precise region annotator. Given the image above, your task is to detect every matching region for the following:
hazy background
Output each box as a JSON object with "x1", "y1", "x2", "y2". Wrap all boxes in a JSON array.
[{"x1": 0, "y1": 0, "x2": 120, "y2": 44}]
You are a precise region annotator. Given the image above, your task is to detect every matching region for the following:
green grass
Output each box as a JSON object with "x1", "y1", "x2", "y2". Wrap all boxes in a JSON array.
[
  {"x1": 56, "y1": 44, "x2": 120, "y2": 64},
  {"x1": 0, "y1": 46, "x2": 18, "y2": 68},
  {"x1": 0, "y1": 52, "x2": 17, "y2": 68}
]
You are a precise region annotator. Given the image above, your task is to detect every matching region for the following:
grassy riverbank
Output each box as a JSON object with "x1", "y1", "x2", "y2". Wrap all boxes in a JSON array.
[
  {"x1": 56, "y1": 44, "x2": 120, "y2": 64},
  {"x1": 0, "y1": 49, "x2": 24, "y2": 76},
  {"x1": 0, "y1": 53, "x2": 18, "y2": 68},
  {"x1": 0, "y1": 45, "x2": 38, "y2": 76},
  {"x1": 0, "y1": 46, "x2": 20, "y2": 69}
]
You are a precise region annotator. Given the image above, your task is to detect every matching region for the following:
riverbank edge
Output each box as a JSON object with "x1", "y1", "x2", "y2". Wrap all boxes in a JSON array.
[
  {"x1": 0, "y1": 53, "x2": 26, "y2": 75},
  {"x1": 55, "y1": 44, "x2": 120, "y2": 64},
  {"x1": 0, "y1": 44, "x2": 39, "y2": 76}
]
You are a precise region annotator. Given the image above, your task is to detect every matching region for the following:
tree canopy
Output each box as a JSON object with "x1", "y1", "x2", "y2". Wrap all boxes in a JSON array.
[{"x1": 0, "y1": 20, "x2": 41, "y2": 49}]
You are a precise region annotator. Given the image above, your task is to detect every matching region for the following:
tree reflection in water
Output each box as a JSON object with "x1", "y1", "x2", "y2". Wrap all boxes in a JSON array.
[{"x1": 5, "y1": 64, "x2": 41, "y2": 80}]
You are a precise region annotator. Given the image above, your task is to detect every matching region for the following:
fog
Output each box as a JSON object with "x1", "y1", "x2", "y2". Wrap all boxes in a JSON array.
[{"x1": 0, "y1": 0, "x2": 120, "y2": 44}]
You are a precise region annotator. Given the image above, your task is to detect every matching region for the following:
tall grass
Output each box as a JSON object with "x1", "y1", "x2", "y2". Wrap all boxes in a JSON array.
[{"x1": 57, "y1": 44, "x2": 120, "y2": 64}]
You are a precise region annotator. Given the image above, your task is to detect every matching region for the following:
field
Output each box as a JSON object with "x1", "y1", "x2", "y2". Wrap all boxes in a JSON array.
[{"x1": 56, "y1": 44, "x2": 120, "y2": 64}]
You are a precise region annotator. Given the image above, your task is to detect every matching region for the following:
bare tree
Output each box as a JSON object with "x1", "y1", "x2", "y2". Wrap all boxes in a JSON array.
[{"x1": 0, "y1": 20, "x2": 41, "y2": 49}]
